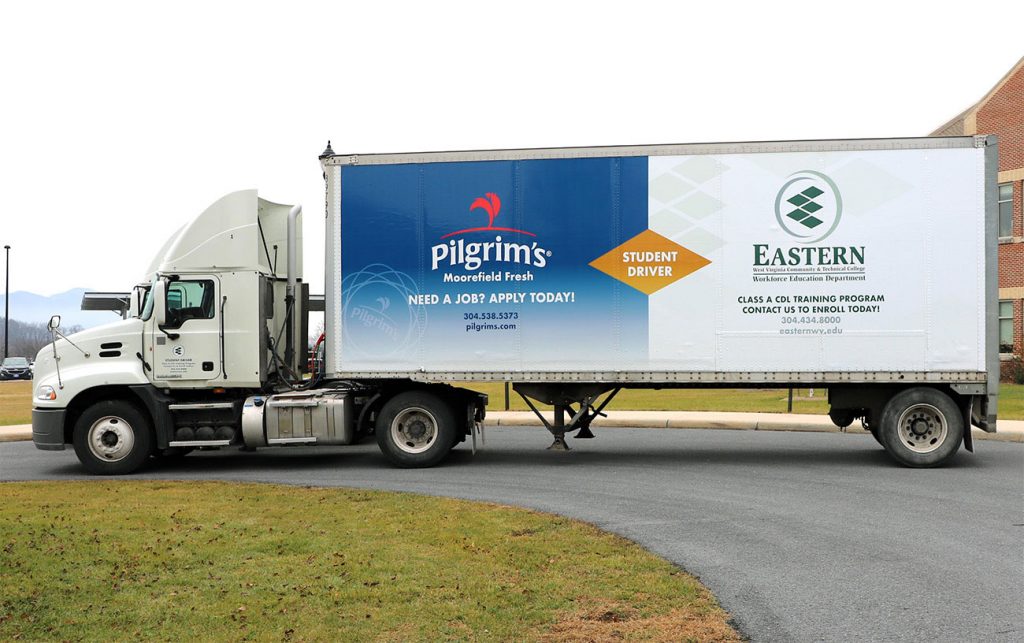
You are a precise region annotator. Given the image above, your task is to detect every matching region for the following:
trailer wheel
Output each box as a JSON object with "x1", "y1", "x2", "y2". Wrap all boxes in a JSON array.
[
  {"x1": 376, "y1": 391, "x2": 456, "y2": 468},
  {"x1": 879, "y1": 388, "x2": 963, "y2": 468},
  {"x1": 72, "y1": 400, "x2": 153, "y2": 475}
]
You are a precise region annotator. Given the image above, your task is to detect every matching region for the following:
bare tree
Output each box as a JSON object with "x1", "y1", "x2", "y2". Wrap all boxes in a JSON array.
[{"x1": 0, "y1": 318, "x2": 82, "y2": 359}]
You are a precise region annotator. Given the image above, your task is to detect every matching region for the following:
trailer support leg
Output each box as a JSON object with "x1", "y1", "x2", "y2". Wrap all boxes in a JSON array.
[
  {"x1": 516, "y1": 387, "x2": 621, "y2": 449},
  {"x1": 575, "y1": 420, "x2": 595, "y2": 439},
  {"x1": 517, "y1": 393, "x2": 570, "y2": 450},
  {"x1": 574, "y1": 388, "x2": 620, "y2": 439},
  {"x1": 548, "y1": 405, "x2": 569, "y2": 450}
]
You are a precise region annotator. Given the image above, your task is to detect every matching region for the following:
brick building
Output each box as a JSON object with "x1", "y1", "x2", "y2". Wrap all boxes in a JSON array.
[{"x1": 933, "y1": 57, "x2": 1023, "y2": 378}]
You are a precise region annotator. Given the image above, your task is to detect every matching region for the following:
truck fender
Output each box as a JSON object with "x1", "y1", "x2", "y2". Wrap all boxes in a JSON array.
[{"x1": 127, "y1": 385, "x2": 176, "y2": 449}]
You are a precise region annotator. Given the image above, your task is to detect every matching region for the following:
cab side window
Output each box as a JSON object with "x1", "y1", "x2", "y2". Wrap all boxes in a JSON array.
[{"x1": 165, "y1": 280, "x2": 215, "y2": 328}]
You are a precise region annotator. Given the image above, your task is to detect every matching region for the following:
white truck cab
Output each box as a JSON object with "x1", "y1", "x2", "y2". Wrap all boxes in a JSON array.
[{"x1": 30, "y1": 190, "x2": 339, "y2": 473}]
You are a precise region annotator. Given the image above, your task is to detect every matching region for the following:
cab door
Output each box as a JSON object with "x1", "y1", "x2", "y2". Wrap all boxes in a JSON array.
[{"x1": 150, "y1": 277, "x2": 222, "y2": 383}]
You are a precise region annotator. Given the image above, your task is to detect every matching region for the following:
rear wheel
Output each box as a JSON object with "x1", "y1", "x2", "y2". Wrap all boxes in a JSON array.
[
  {"x1": 376, "y1": 391, "x2": 456, "y2": 468},
  {"x1": 879, "y1": 388, "x2": 963, "y2": 468},
  {"x1": 72, "y1": 400, "x2": 153, "y2": 475}
]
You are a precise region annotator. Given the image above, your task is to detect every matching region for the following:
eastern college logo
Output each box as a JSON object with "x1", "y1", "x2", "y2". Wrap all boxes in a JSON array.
[
  {"x1": 431, "y1": 193, "x2": 551, "y2": 271},
  {"x1": 754, "y1": 170, "x2": 865, "y2": 277},
  {"x1": 774, "y1": 170, "x2": 843, "y2": 244}
]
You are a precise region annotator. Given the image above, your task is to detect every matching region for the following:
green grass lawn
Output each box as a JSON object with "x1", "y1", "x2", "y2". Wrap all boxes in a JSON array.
[
  {"x1": 467, "y1": 383, "x2": 831, "y2": 415},
  {"x1": 0, "y1": 481, "x2": 738, "y2": 642},
  {"x1": 0, "y1": 381, "x2": 31, "y2": 426},
  {"x1": 996, "y1": 382, "x2": 1024, "y2": 420},
  {"x1": 457, "y1": 382, "x2": 1024, "y2": 420}
]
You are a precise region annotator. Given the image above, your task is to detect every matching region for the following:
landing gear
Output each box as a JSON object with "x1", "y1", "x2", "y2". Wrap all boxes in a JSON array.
[
  {"x1": 548, "y1": 432, "x2": 570, "y2": 451},
  {"x1": 515, "y1": 384, "x2": 620, "y2": 450}
]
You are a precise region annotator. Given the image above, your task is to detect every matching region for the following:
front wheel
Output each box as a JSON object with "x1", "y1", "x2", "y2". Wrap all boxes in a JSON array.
[
  {"x1": 72, "y1": 400, "x2": 153, "y2": 475},
  {"x1": 879, "y1": 388, "x2": 963, "y2": 468},
  {"x1": 376, "y1": 391, "x2": 457, "y2": 468}
]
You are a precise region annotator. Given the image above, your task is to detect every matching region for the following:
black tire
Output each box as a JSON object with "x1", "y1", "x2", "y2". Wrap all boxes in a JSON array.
[
  {"x1": 879, "y1": 388, "x2": 963, "y2": 468},
  {"x1": 72, "y1": 400, "x2": 153, "y2": 475},
  {"x1": 376, "y1": 391, "x2": 457, "y2": 468}
]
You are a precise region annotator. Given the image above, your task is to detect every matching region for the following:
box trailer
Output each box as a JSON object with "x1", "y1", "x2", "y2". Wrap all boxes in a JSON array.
[{"x1": 31, "y1": 136, "x2": 998, "y2": 472}]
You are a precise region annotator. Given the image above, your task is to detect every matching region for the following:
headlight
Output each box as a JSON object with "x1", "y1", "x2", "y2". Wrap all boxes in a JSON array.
[{"x1": 36, "y1": 385, "x2": 56, "y2": 401}]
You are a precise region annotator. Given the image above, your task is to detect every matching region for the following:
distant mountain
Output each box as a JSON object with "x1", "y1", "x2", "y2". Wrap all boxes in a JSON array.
[{"x1": 3, "y1": 288, "x2": 124, "y2": 329}]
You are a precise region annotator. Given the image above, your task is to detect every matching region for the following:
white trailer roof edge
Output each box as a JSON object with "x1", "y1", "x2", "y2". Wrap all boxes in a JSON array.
[{"x1": 321, "y1": 135, "x2": 986, "y2": 167}]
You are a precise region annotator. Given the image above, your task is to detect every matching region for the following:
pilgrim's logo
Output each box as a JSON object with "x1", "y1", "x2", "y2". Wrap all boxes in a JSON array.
[{"x1": 431, "y1": 193, "x2": 551, "y2": 271}]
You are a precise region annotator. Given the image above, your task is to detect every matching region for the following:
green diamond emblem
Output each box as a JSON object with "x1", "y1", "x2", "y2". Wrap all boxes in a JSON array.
[{"x1": 775, "y1": 173, "x2": 841, "y2": 241}]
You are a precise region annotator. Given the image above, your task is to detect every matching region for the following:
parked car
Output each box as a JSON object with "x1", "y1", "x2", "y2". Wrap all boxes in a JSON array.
[{"x1": 0, "y1": 357, "x2": 32, "y2": 380}]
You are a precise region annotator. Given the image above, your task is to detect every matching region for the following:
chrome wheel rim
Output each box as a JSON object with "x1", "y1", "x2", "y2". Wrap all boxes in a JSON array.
[
  {"x1": 87, "y1": 415, "x2": 135, "y2": 462},
  {"x1": 390, "y1": 407, "x2": 437, "y2": 454},
  {"x1": 896, "y1": 404, "x2": 947, "y2": 454}
]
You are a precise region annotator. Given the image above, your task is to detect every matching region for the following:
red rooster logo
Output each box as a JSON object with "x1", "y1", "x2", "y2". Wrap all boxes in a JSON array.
[
  {"x1": 440, "y1": 192, "x2": 536, "y2": 239},
  {"x1": 471, "y1": 192, "x2": 502, "y2": 228}
]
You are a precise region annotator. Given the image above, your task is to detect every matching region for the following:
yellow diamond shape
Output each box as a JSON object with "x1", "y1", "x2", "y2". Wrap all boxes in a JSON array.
[{"x1": 589, "y1": 229, "x2": 711, "y2": 295}]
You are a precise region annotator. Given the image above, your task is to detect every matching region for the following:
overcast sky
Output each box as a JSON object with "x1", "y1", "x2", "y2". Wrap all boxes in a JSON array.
[{"x1": 1, "y1": 1, "x2": 1021, "y2": 297}]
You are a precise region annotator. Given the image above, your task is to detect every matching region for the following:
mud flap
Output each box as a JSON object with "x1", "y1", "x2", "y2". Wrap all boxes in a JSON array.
[{"x1": 962, "y1": 397, "x2": 974, "y2": 453}]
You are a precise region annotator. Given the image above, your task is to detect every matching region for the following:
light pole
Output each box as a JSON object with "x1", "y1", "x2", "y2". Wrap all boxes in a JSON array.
[{"x1": 3, "y1": 245, "x2": 9, "y2": 359}]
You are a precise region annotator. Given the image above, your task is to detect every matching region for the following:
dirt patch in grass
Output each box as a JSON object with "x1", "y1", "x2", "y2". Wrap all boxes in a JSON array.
[{"x1": 540, "y1": 599, "x2": 742, "y2": 642}]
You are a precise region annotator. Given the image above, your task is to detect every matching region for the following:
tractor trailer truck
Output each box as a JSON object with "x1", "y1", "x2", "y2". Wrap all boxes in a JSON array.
[{"x1": 31, "y1": 135, "x2": 999, "y2": 473}]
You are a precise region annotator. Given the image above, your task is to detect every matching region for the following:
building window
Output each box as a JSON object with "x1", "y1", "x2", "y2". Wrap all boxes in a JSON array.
[
  {"x1": 998, "y1": 183, "x2": 1013, "y2": 238},
  {"x1": 999, "y1": 299, "x2": 1014, "y2": 353}
]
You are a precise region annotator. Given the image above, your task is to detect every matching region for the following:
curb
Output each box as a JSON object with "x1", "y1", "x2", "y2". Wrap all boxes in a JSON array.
[
  {"x1": 0, "y1": 425, "x2": 31, "y2": 443},
  {"x1": 482, "y1": 414, "x2": 1024, "y2": 443}
]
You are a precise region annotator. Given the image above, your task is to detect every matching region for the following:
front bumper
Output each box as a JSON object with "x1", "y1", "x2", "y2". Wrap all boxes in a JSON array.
[
  {"x1": 32, "y1": 408, "x2": 67, "y2": 450},
  {"x1": 1, "y1": 371, "x2": 31, "y2": 380}
]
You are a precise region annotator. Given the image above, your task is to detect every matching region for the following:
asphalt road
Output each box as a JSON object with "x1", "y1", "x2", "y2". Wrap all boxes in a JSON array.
[{"x1": 2, "y1": 427, "x2": 1022, "y2": 642}]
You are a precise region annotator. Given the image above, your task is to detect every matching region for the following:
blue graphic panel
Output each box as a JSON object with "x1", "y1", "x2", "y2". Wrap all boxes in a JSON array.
[{"x1": 340, "y1": 157, "x2": 649, "y2": 372}]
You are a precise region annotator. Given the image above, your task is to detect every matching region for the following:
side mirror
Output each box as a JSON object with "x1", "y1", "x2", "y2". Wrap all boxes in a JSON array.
[
  {"x1": 153, "y1": 280, "x2": 167, "y2": 326},
  {"x1": 47, "y1": 315, "x2": 61, "y2": 331}
]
